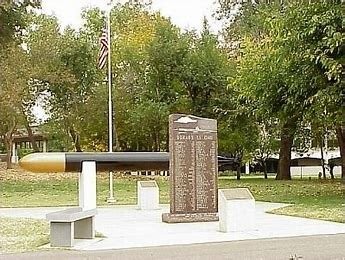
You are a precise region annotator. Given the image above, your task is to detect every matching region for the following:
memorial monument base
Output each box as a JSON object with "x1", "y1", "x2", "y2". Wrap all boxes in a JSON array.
[{"x1": 162, "y1": 212, "x2": 218, "y2": 223}]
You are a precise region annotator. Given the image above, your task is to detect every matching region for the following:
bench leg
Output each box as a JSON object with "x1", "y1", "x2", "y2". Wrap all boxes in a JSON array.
[
  {"x1": 74, "y1": 216, "x2": 95, "y2": 239},
  {"x1": 50, "y1": 222, "x2": 74, "y2": 247}
]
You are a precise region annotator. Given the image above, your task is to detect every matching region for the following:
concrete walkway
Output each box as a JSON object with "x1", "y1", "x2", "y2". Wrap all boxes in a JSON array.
[
  {"x1": 2, "y1": 234, "x2": 345, "y2": 260},
  {"x1": 1, "y1": 202, "x2": 345, "y2": 251}
]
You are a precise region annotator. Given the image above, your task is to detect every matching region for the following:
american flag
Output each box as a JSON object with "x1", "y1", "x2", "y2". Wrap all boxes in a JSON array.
[{"x1": 98, "y1": 29, "x2": 108, "y2": 69}]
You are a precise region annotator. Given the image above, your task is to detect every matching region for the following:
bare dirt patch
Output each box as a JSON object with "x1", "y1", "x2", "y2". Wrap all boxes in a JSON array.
[
  {"x1": 0, "y1": 163, "x2": 140, "y2": 182},
  {"x1": 0, "y1": 163, "x2": 78, "y2": 182}
]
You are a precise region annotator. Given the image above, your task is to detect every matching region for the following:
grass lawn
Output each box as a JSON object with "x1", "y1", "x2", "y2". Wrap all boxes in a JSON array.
[
  {"x1": 1, "y1": 170, "x2": 343, "y2": 223},
  {"x1": 0, "y1": 217, "x2": 49, "y2": 254},
  {"x1": 218, "y1": 177, "x2": 345, "y2": 223},
  {"x1": 0, "y1": 174, "x2": 170, "y2": 206},
  {"x1": 0, "y1": 167, "x2": 344, "y2": 253}
]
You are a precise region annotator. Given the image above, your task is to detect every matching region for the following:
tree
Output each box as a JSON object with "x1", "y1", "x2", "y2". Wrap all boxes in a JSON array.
[
  {"x1": 219, "y1": 118, "x2": 258, "y2": 180},
  {"x1": 57, "y1": 27, "x2": 102, "y2": 151},
  {"x1": 112, "y1": 6, "x2": 159, "y2": 150},
  {"x1": 145, "y1": 19, "x2": 189, "y2": 106},
  {"x1": 296, "y1": 3, "x2": 344, "y2": 179},
  {"x1": 0, "y1": 45, "x2": 32, "y2": 168},
  {"x1": 216, "y1": 85, "x2": 258, "y2": 180},
  {"x1": 25, "y1": 14, "x2": 82, "y2": 151},
  {"x1": 126, "y1": 101, "x2": 169, "y2": 151},
  {"x1": 273, "y1": 1, "x2": 344, "y2": 178},
  {"x1": 0, "y1": 0, "x2": 40, "y2": 48},
  {"x1": 0, "y1": 1, "x2": 41, "y2": 166},
  {"x1": 180, "y1": 21, "x2": 230, "y2": 118},
  {"x1": 253, "y1": 121, "x2": 280, "y2": 179},
  {"x1": 218, "y1": 1, "x2": 344, "y2": 180}
]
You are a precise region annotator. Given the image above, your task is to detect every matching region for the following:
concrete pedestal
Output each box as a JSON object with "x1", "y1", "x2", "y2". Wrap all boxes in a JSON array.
[
  {"x1": 137, "y1": 181, "x2": 159, "y2": 210},
  {"x1": 219, "y1": 188, "x2": 255, "y2": 232},
  {"x1": 79, "y1": 161, "x2": 96, "y2": 210}
]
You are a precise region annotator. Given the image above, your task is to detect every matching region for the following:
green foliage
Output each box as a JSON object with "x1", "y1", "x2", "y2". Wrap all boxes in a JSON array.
[
  {"x1": 253, "y1": 121, "x2": 280, "y2": 171},
  {"x1": 181, "y1": 27, "x2": 230, "y2": 117},
  {"x1": 145, "y1": 19, "x2": 189, "y2": 105},
  {"x1": 218, "y1": 115, "x2": 258, "y2": 162},
  {"x1": 39, "y1": 122, "x2": 75, "y2": 152},
  {"x1": 17, "y1": 148, "x2": 34, "y2": 159},
  {"x1": 0, "y1": 1, "x2": 234, "y2": 154},
  {"x1": 1, "y1": 0, "x2": 343, "y2": 178},
  {"x1": 0, "y1": 44, "x2": 34, "y2": 168},
  {"x1": 0, "y1": 0, "x2": 40, "y2": 47},
  {"x1": 218, "y1": 0, "x2": 344, "y2": 179},
  {"x1": 124, "y1": 101, "x2": 169, "y2": 151}
]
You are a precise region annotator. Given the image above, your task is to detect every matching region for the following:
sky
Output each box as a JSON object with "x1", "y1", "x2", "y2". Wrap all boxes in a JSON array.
[{"x1": 41, "y1": 0, "x2": 222, "y2": 32}]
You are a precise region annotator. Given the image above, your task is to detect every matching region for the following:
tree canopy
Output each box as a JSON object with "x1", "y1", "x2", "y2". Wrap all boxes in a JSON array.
[{"x1": 0, "y1": 0, "x2": 343, "y2": 179}]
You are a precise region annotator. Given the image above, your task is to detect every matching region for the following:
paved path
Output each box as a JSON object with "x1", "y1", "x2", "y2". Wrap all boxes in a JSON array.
[
  {"x1": 2, "y1": 234, "x2": 345, "y2": 260},
  {"x1": 1, "y1": 202, "x2": 345, "y2": 259},
  {"x1": 1, "y1": 203, "x2": 345, "y2": 251}
]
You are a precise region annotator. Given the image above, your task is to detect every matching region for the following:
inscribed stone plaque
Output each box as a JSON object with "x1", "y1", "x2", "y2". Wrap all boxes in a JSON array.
[
  {"x1": 221, "y1": 188, "x2": 254, "y2": 200},
  {"x1": 139, "y1": 181, "x2": 157, "y2": 188},
  {"x1": 162, "y1": 114, "x2": 218, "y2": 223}
]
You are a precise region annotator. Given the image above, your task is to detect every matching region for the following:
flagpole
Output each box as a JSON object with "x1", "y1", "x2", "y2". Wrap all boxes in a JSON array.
[
  {"x1": 107, "y1": 0, "x2": 116, "y2": 203},
  {"x1": 107, "y1": 4, "x2": 112, "y2": 154}
]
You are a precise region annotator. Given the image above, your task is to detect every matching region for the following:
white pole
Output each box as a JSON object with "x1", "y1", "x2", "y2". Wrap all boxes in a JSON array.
[
  {"x1": 107, "y1": 1, "x2": 116, "y2": 203},
  {"x1": 245, "y1": 162, "x2": 250, "y2": 175},
  {"x1": 107, "y1": 3, "x2": 113, "y2": 154}
]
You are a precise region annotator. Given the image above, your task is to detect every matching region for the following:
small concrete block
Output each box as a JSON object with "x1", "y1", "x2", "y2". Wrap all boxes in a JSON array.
[
  {"x1": 74, "y1": 216, "x2": 95, "y2": 239},
  {"x1": 219, "y1": 188, "x2": 256, "y2": 232},
  {"x1": 137, "y1": 181, "x2": 159, "y2": 210},
  {"x1": 50, "y1": 222, "x2": 74, "y2": 247}
]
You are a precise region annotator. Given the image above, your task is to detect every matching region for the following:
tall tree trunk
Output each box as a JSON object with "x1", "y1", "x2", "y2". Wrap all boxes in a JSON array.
[
  {"x1": 153, "y1": 131, "x2": 158, "y2": 152},
  {"x1": 4, "y1": 137, "x2": 12, "y2": 169},
  {"x1": 236, "y1": 152, "x2": 243, "y2": 180},
  {"x1": 25, "y1": 122, "x2": 39, "y2": 152},
  {"x1": 114, "y1": 128, "x2": 119, "y2": 151},
  {"x1": 156, "y1": 127, "x2": 161, "y2": 151},
  {"x1": 263, "y1": 160, "x2": 268, "y2": 179},
  {"x1": 329, "y1": 164, "x2": 335, "y2": 179},
  {"x1": 236, "y1": 163, "x2": 241, "y2": 180},
  {"x1": 335, "y1": 125, "x2": 345, "y2": 179},
  {"x1": 21, "y1": 107, "x2": 39, "y2": 152},
  {"x1": 320, "y1": 136, "x2": 326, "y2": 179},
  {"x1": 4, "y1": 118, "x2": 17, "y2": 169},
  {"x1": 69, "y1": 127, "x2": 82, "y2": 152},
  {"x1": 276, "y1": 121, "x2": 295, "y2": 180}
]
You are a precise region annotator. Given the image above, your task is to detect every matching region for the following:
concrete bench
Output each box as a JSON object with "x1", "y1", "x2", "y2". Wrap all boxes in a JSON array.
[{"x1": 46, "y1": 207, "x2": 97, "y2": 247}]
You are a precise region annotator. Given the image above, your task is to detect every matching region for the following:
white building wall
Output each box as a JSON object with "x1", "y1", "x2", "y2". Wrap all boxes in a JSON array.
[{"x1": 291, "y1": 166, "x2": 341, "y2": 177}]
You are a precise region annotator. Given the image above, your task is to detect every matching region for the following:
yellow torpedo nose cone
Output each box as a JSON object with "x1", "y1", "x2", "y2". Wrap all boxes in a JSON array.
[{"x1": 19, "y1": 153, "x2": 66, "y2": 173}]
